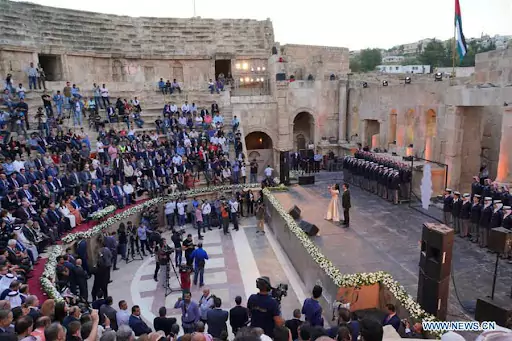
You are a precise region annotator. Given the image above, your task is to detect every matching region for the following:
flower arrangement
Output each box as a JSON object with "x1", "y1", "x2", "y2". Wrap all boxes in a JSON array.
[
  {"x1": 267, "y1": 183, "x2": 289, "y2": 192},
  {"x1": 90, "y1": 205, "x2": 117, "y2": 220},
  {"x1": 262, "y1": 188, "x2": 444, "y2": 337},
  {"x1": 290, "y1": 170, "x2": 305, "y2": 179},
  {"x1": 40, "y1": 245, "x2": 64, "y2": 301}
]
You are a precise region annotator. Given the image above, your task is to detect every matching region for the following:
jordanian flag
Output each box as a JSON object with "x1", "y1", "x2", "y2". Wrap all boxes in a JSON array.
[{"x1": 455, "y1": 0, "x2": 467, "y2": 62}]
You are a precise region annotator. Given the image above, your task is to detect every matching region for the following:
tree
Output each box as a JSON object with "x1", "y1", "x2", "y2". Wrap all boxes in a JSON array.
[
  {"x1": 359, "y1": 48, "x2": 382, "y2": 72},
  {"x1": 419, "y1": 39, "x2": 450, "y2": 67},
  {"x1": 349, "y1": 57, "x2": 361, "y2": 73}
]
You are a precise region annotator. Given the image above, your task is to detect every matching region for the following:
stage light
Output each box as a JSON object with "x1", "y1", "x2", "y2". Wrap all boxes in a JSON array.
[
  {"x1": 405, "y1": 77, "x2": 411, "y2": 84},
  {"x1": 240, "y1": 78, "x2": 244, "y2": 83},
  {"x1": 251, "y1": 67, "x2": 254, "y2": 72},
  {"x1": 242, "y1": 63, "x2": 249, "y2": 70},
  {"x1": 262, "y1": 67, "x2": 266, "y2": 71},
  {"x1": 434, "y1": 72, "x2": 443, "y2": 81},
  {"x1": 235, "y1": 63, "x2": 241, "y2": 70},
  {"x1": 259, "y1": 138, "x2": 263, "y2": 143},
  {"x1": 382, "y1": 80, "x2": 388, "y2": 86},
  {"x1": 362, "y1": 82, "x2": 368, "y2": 88},
  {"x1": 257, "y1": 67, "x2": 261, "y2": 71},
  {"x1": 250, "y1": 78, "x2": 254, "y2": 82},
  {"x1": 245, "y1": 77, "x2": 250, "y2": 83},
  {"x1": 261, "y1": 77, "x2": 264, "y2": 82}
]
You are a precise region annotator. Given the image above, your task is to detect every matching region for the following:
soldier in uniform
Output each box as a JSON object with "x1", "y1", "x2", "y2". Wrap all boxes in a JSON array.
[
  {"x1": 370, "y1": 163, "x2": 378, "y2": 193},
  {"x1": 451, "y1": 192, "x2": 462, "y2": 234},
  {"x1": 503, "y1": 206, "x2": 512, "y2": 230},
  {"x1": 489, "y1": 200, "x2": 504, "y2": 253},
  {"x1": 460, "y1": 193, "x2": 471, "y2": 238},
  {"x1": 343, "y1": 156, "x2": 351, "y2": 184},
  {"x1": 470, "y1": 194, "x2": 482, "y2": 243},
  {"x1": 442, "y1": 189, "x2": 453, "y2": 226},
  {"x1": 385, "y1": 170, "x2": 394, "y2": 202},
  {"x1": 389, "y1": 171, "x2": 400, "y2": 204},
  {"x1": 479, "y1": 197, "x2": 494, "y2": 248}
]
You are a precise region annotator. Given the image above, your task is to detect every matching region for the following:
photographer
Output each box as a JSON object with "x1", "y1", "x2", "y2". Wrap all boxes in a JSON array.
[
  {"x1": 154, "y1": 238, "x2": 171, "y2": 284},
  {"x1": 402, "y1": 319, "x2": 424, "y2": 338},
  {"x1": 247, "y1": 276, "x2": 283, "y2": 338}
]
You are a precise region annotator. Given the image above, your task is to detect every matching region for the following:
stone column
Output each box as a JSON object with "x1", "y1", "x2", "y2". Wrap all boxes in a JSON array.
[
  {"x1": 443, "y1": 106, "x2": 464, "y2": 190},
  {"x1": 338, "y1": 81, "x2": 348, "y2": 143},
  {"x1": 496, "y1": 106, "x2": 512, "y2": 184},
  {"x1": 395, "y1": 106, "x2": 407, "y2": 155}
]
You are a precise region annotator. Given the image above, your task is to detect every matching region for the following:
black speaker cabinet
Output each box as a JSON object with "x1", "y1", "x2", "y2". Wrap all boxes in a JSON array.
[
  {"x1": 288, "y1": 205, "x2": 301, "y2": 220},
  {"x1": 298, "y1": 175, "x2": 315, "y2": 185},
  {"x1": 280, "y1": 151, "x2": 290, "y2": 186},
  {"x1": 475, "y1": 297, "x2": 512, "y2": 327},
  {"x1": 489, "y1": 227, "x2": 512, "y2": 254},
  {"x1": 417, "y1": 272, "x2": 450, "y2": 320},
  {"x1": 276, "y1": 73, "x2": 286, "y2": 81},
  {"x1": 298, "y1": 220, "x2": 319, "y2": 237},
  {"x1": 419, "y1": 223, "x2": 454, "y2": 281}
]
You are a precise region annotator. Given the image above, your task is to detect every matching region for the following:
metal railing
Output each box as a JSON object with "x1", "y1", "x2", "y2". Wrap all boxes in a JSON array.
[{"x1": 231, "y1": 78, "x2": 271, "y2": 96}]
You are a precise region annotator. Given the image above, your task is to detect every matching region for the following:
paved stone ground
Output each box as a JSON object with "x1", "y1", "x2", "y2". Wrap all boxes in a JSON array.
[
  {"x1": 90, "y1": 218, "x2": 303, "y2": 336},
  {"x1": 274, "y1": 171, "x2": 512, "y2": 324}
]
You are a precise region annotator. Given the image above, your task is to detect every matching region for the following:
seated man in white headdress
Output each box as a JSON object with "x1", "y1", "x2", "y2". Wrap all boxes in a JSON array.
[
  {"x1": 13, "y1": 225, "x2": 38, "y2": 262},
  {"x1": 0, "y1": 269, "x2": 16, "y2": 295},
  {"x1": 4, "y1": 281, "x2": 22, "y2": 308}
]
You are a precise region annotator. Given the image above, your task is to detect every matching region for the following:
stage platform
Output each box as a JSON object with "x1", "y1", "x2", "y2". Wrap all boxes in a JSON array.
[{"x1": 273, "y1": 172, "x2": 512, "y2": 325}]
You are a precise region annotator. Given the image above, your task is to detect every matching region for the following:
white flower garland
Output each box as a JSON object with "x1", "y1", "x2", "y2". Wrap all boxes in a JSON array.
[
  {"x1": 40, "y1": 245, "x2": 64, "y2": 301},
  {"x1": 262, "y1": 188, "x2": 443, "y2": 337},
  {"x1": 90, "y1": 205, "x2": 117, "y2": 220}
]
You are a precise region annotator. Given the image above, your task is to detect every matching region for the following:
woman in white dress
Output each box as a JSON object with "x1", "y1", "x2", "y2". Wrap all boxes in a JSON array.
[
  {"x1": 59, "y1": 199, "x2": 76, "y2": 228},
  {"x1": 326, "y1": 184, "x2": 341, "y2": 222}
]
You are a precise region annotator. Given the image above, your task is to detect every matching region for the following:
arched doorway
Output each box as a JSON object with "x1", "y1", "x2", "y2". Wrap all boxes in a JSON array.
[
  {"x1": 245, "y1": 131, "x2": 274, "y2": 179},
  {"x1": 405, "y1": 108, "x2": 415, "y2": 147},
  {"x1": 293, "y1": 112, "x2": 314, "y2": 152}
]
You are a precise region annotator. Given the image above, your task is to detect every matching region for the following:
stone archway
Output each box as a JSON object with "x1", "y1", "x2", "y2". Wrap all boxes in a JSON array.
[
  {"x1": 293, "y1": 111, "x2": 315, "y2": 152},
  {"x1": 245, "y1": 131, "x2": 274, "y2": 178},
  {"x1": 405, "y1": 108, "x2": 415, "y2": 147}
]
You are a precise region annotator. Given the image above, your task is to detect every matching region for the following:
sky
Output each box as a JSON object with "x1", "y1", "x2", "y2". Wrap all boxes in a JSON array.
[{"x1": 15, "y1": 0, "x2": 512, "y2": 51}]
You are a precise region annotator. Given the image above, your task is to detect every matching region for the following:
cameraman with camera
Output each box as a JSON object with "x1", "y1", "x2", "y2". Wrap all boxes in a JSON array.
[
  {"x1": 154, "y1": 238, "x2": 173, "y2": 284},
  {"x1": 247, "y1": 277, "x2": 284, "y2": 338}
]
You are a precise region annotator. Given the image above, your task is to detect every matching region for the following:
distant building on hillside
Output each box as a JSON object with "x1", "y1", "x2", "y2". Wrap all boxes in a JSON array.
[
  {"x1": 376, "y1": 64, "x2": 431, "y2": 74},
  {"x1": 435, "y1": 67, "x2": 475, "y2": 78},
  {"x1": 382, "y1": 56, "x2": 405, "y2": 64}
]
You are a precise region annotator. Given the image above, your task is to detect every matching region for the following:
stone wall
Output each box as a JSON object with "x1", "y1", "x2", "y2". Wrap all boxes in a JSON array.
[
  {"x1": 475, "y1": 48, "x2": 512, "y2": 85},
  {"x1": 281, "y1": 44, "x2": 350, "y2": 80}
]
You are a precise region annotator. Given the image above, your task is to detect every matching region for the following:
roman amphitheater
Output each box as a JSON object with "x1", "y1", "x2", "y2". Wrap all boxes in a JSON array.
[{"x1": 1, "y1": 0, "x2": 512, "y2": 192}]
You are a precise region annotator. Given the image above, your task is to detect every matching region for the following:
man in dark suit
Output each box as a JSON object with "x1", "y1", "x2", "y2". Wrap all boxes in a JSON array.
[
  {"x1": 153, "y1": 307, "x2": 177, "y2": 336},
  {"x1": 129, "y1": 305, "x2": 152, "y2": 336},
  {"x1": 341, "y1": 183, "x2": 351, "y2": 228},
  {"x1": 382, "y1": 303, "x2": 400, "y2": 332},
  {"x1": 229, "y1": 296, "x2": 249, "y2": 335},
  {"x1": 206, "y1": 297, "x2": 228, "y2": 338},
  {"x1": 285, "y1": 309, "x2": 303, "y2": 341}
]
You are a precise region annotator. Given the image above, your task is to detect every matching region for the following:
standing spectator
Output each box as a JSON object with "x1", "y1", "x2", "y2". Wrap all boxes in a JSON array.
[
  {"x1": 100, "y1": 84, "x2": 110, "y2": 108},
  {"x1": 255, "y1": 201, "x2": 266, "y2": 235},
  {"x1": 285, "y1": 309, "x2": 303, "y2": 341},
  {"x1": 99, "y1": 296, "x2": 118, "y2": 331},
  {"x1": 128, "y1": 305, "x2": 152, "y2": 336},
  {"x1": 221, "y1": 202, "x2": 230, "y2": 235},
  {"x1": 137, "y1": 223, "x2": 152, "y2": 256},
  {"x1": 74, "y1": 259, "x2": 88, "y2": 301},
  {"x1": 37, "y1": 64, "x2": 46, "y2": 90},
  {"x1": 250, "y1": 159, "x2": 258, "y2": 184},
  {"x1": 92, "y1": 240, "x2": 112, "y2": 300},
  {"x1": 53, "y1": 90, "x2": 64, "y2": 118},
  {"x1": 198, "y1": 288, "x2": 214, "y2": 325},
  {"x1": 191, "y1": 243, "x2": 208, "y2": 287},
  {"x1": 206, "y1": 297, "x2": 228, "y2": 338},
  {"x1": 229, "y1": 196, "x2": 239, "y2": 231},
  {"x1": 229, "y1": 296, "x2": 249, "y2": 335},
  {"x1": 195, "y1": 206, "x2": 204, "y2": 240},
  {"x1": 93, "y1": 83, "x2": 103, "y2": 109},
  {"x1": 264, "y1": 165, "x2": 273, "y2": 181},
  {"x1": 174, "y1": 293, "x2": 200, "y2": 334},
  {"x1": 27, "y1": 63, "x2": 37, "y2": 90},
  {"x1": 301, "y1": 285, "x2": 323, "y2": 327},
  {"x1": 201, "y1": 200, "x2": 212, "y2": 231}
]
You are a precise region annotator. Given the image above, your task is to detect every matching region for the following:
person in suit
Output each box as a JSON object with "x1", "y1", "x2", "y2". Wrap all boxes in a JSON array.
[
  {"x1": 206, "y1": 297, "x2": 228, "y2": 338},
  {"x1": 285, "y1": 309, "x2": 303, "y2": 341},
  {"x1": 74, "y1": 259, "x2": 88, "y2": 301},
  {"x1": 129, "y1": 305, "x2": 152, "y2": 336},
  {"x1": 382, "y1": 303, "x2": 400, "y2": 332},
  {"x1": 341, "y1": 183, "x2": 351, "y2": 228},
  {"x1": 479, "y1": 197, "x2": 494, "y2": 248},
  {"x1": 229, "y1": 296, "x2": 249, "y2": 335},
  {"x1": 153, "y1": 307, "x2": 177, "y2": 336},
  {"x1": 76, "y1": 238, "x2": 89, "y2": 275}
]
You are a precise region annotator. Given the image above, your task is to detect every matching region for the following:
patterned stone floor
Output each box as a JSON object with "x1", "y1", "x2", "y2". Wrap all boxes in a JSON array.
[{"x1": 91, "y1": 218, "x2": 304, "y2": 335}]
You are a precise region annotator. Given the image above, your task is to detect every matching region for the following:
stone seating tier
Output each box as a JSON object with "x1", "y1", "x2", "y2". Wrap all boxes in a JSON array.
[{"x1": 0, "y1": 0, "x2": 273, "y2": 57}]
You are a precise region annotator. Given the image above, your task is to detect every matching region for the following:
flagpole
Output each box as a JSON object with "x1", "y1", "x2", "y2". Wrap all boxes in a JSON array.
[{"x1": 452, "y1": 0, "x2": 456, "y2": 78}]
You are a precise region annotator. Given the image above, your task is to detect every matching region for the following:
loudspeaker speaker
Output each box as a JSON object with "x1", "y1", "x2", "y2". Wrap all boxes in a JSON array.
[
  {"x1": 298, "y1": 175, "x2": 315, "y2": 185},
  {"x1": 417, "y1": 272, "x2": 450, "y2": 320},
  {"x1": 276, "y1": 73, "x2": 286, "y2": 81},
  {"x1": 299, "y1": 220, "x2": 319, "y2": 237},
  {"x1": 475, "y1": 297, "x2": 512, "y2": 327},
  {"x1": 288, "y1": 205, "x2": 301, "y2": 220},
  {"x1": 417, "y1": 223, "x2": 454, "y2": 321},
  {"x1": 280, "y1": 151, "x2": 290, "y2": 185},
  {"x1": 419, "y1": 223, "x2": 454, "y2": 281},
  {"x1": 489, "y1": 227, "x2": 512, "y2": 254}
]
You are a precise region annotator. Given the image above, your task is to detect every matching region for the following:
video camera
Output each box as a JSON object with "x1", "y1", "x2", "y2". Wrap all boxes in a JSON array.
[
  {"x1": 179, "y1": 264, "x2": 193, "y2": 273},
  {"x1": 256, "y1": 276, "x2": 288, "y2": 303}
]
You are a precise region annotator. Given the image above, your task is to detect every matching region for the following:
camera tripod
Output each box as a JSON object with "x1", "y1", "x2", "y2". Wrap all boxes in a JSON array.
[
  {"x1": 126, "y1": 237, "x2": 144, "y2": 264},
  {"x1": 163, "y1": 260, "x2": 182, "y2": 297}
]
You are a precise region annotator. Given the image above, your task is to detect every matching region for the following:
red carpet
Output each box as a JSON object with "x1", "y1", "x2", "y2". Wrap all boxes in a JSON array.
[{"x1": 28, "y1": 200, "x2": 148, "y2": 302}]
